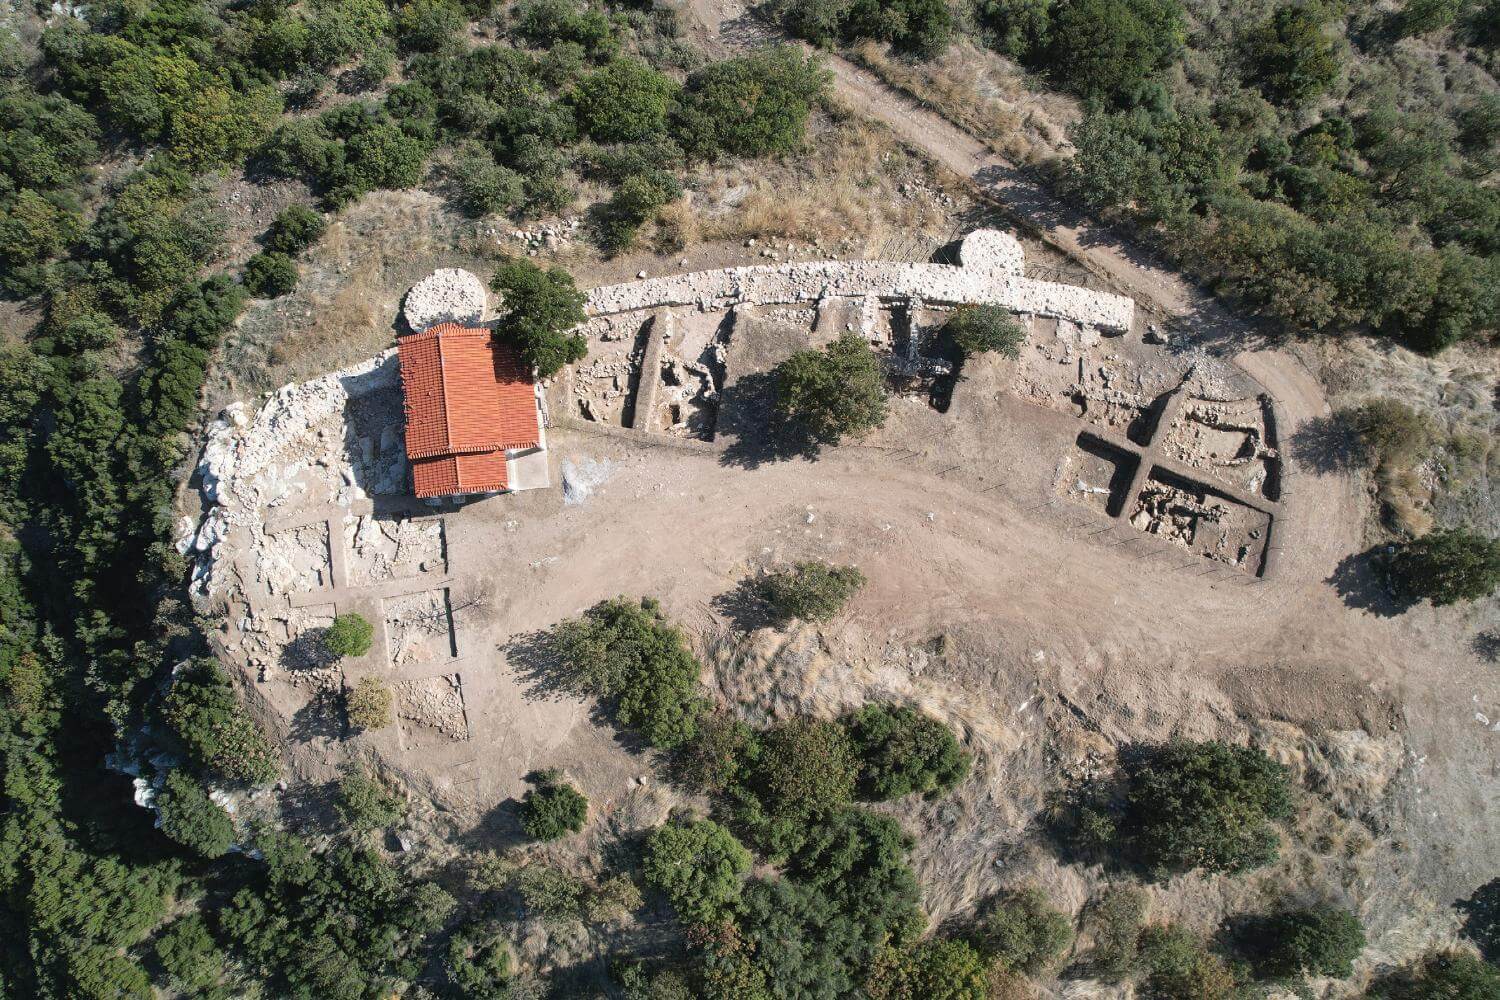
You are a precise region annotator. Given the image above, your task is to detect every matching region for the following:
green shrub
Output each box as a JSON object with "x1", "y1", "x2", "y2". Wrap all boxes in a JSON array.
[
  {"x1": 345, "y1": 676, "x2": 393, "y2": 731},
  {"x1": 1083, "y1": 885, "x2": 1149, "y2": 982},
  {"x1": 264, "y1": 205, "x2": 325, "y2": 255},
  {"x1": 643, "y1": 818, "x2": 751, "y2": 924},
  {"x1": 1254, "y1": 905, "x2": 1365, "y2": 978},
  {"x1": 242, "y1": 251, "x2": 298, "y2": 298},
  {"x1": 1387, "y1": 529, "x2": 1500, "y2": 606},
  {"x1": 595, "y1": 169, "x2": 680, "y2": 254},
  {"x1": 1047, "y1": 0, "x2": 1185, "y2": 105},
  {"x1": 672, "y1": 710, "x2": 754, "y2": 793},
  {"x1": 866, "y1": 939, "x2": 991, "y2": 1000},
  {"x1": 447, "y1": 144, "x2": 525, "y2": 217},
  {"x1": 1368, "y1": 951, "x2": 1500, "y2": 999},
  {"x1": 1139, "y1": 924, "x2": 1240, "y2": 1000},
  {"x1": 759, "y1": 561, "x2": 866, "y2": 623},
  {"x1": 521, "y1": 770, "x2": 588, "y2": 840},
  {"x1": 516, "y1": 864, "x2": 588, "y2": 923},
  {"x1": 1121, "y1": 740, "x2": 1293, "y2": 877},
  {"x1": 978, "y1": 887, "x2": 1074, "y2": 975},
  {"x1": 843, "y1": 703, "x2": 970, "y2": 800},
  {"x1": 944, "y1": 305, "x2": 1026, "y2": 359},
  {"x1": 491, "y1": 258, "x2": 589, "y2": 378},
  {"x1": 572, "y1": 57, "x2": 680, "y2": 143},
  {"x1": 586, "y1": 873, "x2": 644, "y2": 924},
  {"x1": 395, "y1": 0, "x2": 466, "y2": 52},
  {"x1": 336, "y1": 766, "x2": 405, "y2": 831},
  {"x1": 549, "y1": 596, "x2": 704, "y2": 748},
  {"x1": 1246, "y1": 5, "x2": 1341, "y2": 108},
  {"x1": 773, "y1": 332, "x2": 889, "y2": 445},
  {"x1": 162, "y1": 658, "x2": 279, "y2": 785},
  {"x1": 1399, "y1": 0, "x2": 1462, "y2": 36},
  {"x1": 1342, "y1": 398, "x2": 1432, "y2": 469},
  {"x1": 749, "y1": 717, "x2": 859, "y2": 821},
  {"x1": 324, "y1": 612, "x2": 374, "y2": 657},
  {"x1": 445, "y1": 920, "x2": 512, "y2": 996},
  {"x1": 674, "y1": 46, "x2": 829, "y2": 160},
  {"x1": 156, "y1": 770, "x2": 234, "y2": 858}
]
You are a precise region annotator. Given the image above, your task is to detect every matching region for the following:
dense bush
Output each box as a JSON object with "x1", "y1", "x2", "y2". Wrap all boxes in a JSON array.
[
  {"x1": 944, "y1": 304, "x2": 1026, "y2": 359},
  {"x1": 1046, "y1": 0, "x2": 1185, "y2": 105},
  {"x1": 345, "y1": 676, "x2": 394, "y2": 731},
  {"x1": 162, "y1": 659, "x2": 279, "y2": 785},
  {"x1": 1138, "y1": 924, "x2": 1240, "y2": 1000},
  {"x1": 156, "y1": 770, "x2": 235, "y2": 858},
  {"x1": 1246, "y1": 6, "x2": 1342, "y2": 108},
  {"x1": 978, "y1": 888, "x2": 1075, "y2": 974},
  {"x1": 1368, "y1": 951, "x2": 1500, "y2": 999},
  {"x1": 1082, "y1": 885, "x2": 1149, "y2": 981},
  {"x1": 778, "y1": 0, "x2": 954, "y2": 55},
  {"x1": 1252, "y1": 905, "x2": 1366, "y2": 979},
  {"x1": 153, "y1": 916, "x2": 227, "y2": 996},
  {"x1": 747, "y1": 718, "x2": 859, "y2": 821},
  {"x1": 572, "y1": 58, "x2": 680, "y2": 142},
  {"x1": 843, "y1": 703, "x2": 971, "y2": 800},
  {"x1": 1343, "y1": 398, "x2": 1432, "y2": 469},
  {"x1": 643, "y1": 818, "x2": 752, "y2": 924},
  {"x1": 774, "y1": 332, "x2": 889, "y2": 445},
  {"x1": 445, "y1": 920, "x2": 513, "y2": 996},
  {"x1": 866, "y1": 939, "x2": 991, "y2": 1000},
  {"x1": 263, "y1": 205, "x2": 325, "y2": 255},
  {"x1": 549, "y1": 596, "x2": 704, "y2": 747},
  {"x1": 324, "y1": 612, "x2": 374, "y2": 658},
  {"x1": 242, "y1": 251, "x2": 299, "y2": 298},
  {"x1": 336, "y1": 766, "x2": 406, "y2": 831},
  {"x1": 672, "y1": 710, "x2": 754, "y2": 793},
  {"x1": 491, "y1": 258, "x2": 589, "y2": 377},
  {"x1": 447, "y1": 143, "x2": 526, "y2": 217},
  {"x1": 521, "y1": 770, "x2": 589, "y2": 840},
  {"x1": 1387, "y1": 530, "x2": 1500, "y2": 606},
  {"x1": 674, "y1": 47, "x2": 830, "y2": 159},
  {"x1": 1120, "y1": 740, "x2": 1293, "y2": 877},
  {"x1": 759, "y1": 561, "x2": 867, "y2": 623}
]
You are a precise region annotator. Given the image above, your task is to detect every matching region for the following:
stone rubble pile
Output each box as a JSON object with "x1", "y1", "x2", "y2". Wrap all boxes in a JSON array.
[{"x1": 402, "y1": 267, "x2": 488, "y2": 331}]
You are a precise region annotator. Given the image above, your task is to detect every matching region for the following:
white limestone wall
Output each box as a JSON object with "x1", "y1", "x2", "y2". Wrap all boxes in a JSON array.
[{"x1": 585, "y1": 230, "x2": 1134, "y2": 331}]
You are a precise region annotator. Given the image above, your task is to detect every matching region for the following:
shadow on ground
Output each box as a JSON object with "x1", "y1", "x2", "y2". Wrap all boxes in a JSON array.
[
  {"x1": 1326, "y1": 546, "x2": 1415, "y2": 617},
  {"x1": 1289, "y1": 415, "x2": 1362, "y2": 475}
]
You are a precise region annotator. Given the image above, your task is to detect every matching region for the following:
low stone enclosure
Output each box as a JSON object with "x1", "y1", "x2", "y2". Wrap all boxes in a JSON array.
[{"x1": 179, "y1": 227, "x2": 1288, "y2": 787}]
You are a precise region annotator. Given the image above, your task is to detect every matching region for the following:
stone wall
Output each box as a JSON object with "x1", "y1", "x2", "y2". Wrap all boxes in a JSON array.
[{"x1": 585, "y1": 230, "x2": 1134, "y2": 331}]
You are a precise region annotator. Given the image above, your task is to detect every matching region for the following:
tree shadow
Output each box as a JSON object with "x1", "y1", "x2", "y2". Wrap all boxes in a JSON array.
[
  {"x1": 1325, "y1": 546, "x2": 1415, "y2": 617},
  {"x1": 1470, "y1": 630, "x2": 1500, "y2": 664},
  {"x1": 1457, "y1": 877, "x2": 1500, "y2": 962},
  {"x1": 281, "y1": 628, "x2": 337, "y2": 672},
  {"x1": 502, "y1": 627, "x2": 652, "y2": 754},
  {"x1": 710, "y1": 577, "x2": 778, "y2": 632},
  {"x1": 716, "y1": 370, "x2": 822, "y2": 470},
  {"x1": 287, "y1": 687, "x2": 345, "y2": 742},
  {"x1": 1289, "y1": 414, "x2": 1363, "y2": 475},
  {"x1": 277, "y1": 778, "x2": 342, "y2": 834},
  {"x1": 454, "y1": 796, "x2": 530, "y2": 855}
]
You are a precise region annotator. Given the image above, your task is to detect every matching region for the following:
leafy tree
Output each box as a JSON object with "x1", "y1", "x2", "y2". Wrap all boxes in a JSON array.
[
  {"x1": 395, "y1": 0, "x2": 466, "y2": 53},
  {"x1": 674, "y1": 47, "x2": 829, "y2": 159},
  {"x1": 1252, "y1": 905, "x2": 1365, "y2": 978},
  {"x1": 944, "y1": 305, "x2": 1026, "y2": 359},
  {"x1": 1247, "y1": 5, "x2": 1341, "y2": 108},
  {"x1": 549, "y1": 596, "x2": 704, "y2": 748},
  {"x1": 325, "y1": 612, "x2": 374, "y2": 657},
  {"x1": 1368, "y1": 951, "x2": 1500, "y2": 999},
  {"x1": 242, "y1": 251, "x2": 298, "y2": 297},
  {"x1": 521, "y1": 770, "x2": 588, "y2": 840},
  {"x1": 1399, "y1": 0, "x2": 1462, "y2": 36},
  {"x1": 773, "y1": 332, "x2": 889, "y2": 445},
  {"x1": 866, "y1": 939, "x2": 991, "y2": 1000},
  {"x1": 643, "y1": 818, "x2": 752, "y2": 924},
  {"x1": 572, "y1": 58, "x2": 680, "y2": 143},
  {"x1": 514, "y1": 0, "x2": 617, "y2": 59},
  {"x1": 843, "y1": 703, "x2": 971, "y2": 800},
  {"x1": 1343, "y1": 398, "x2": 1431, "y2": 469},
  {"x1": 846, "y1": 0, "x2": 955, "y2": 54},
  {"x1": 1047, "y1": 0, "x2": 1184, "y2": 105},
  {"x1": 153, "y1": 915, "x2": 226, "y2": 995},
  {"x1": 978, "y1": 887, "x2": 1075, "y2": 974},
  {"x1": 759, "y1": 561, "x2": 866, "y2": 623},
  {"x1": 346, "y1": 676, "x2": 394, "y2": 731},
  {"x1": 673, "y1": 710, "x2": 755, "y2": 793},
  {"x1": 491, "y1": 258, "x2": 589, "y2": 377},
  {"x1": 1138, "y1": 924, "x2": 1240, "y2": 1000},
  {"x1": 162, "y1": 658, "x2": 279, "y2": 785},
  {"x1": 515, "y1": 864, "x2": 588, "y2": 923},
  {"x1": 336, "y1": 765, "x2": 406, "y2": 831},
  {"x1": 264, "y1": 205, "x2": 325, "y2": 255},
  {"x1": 1120, "y1": 740, "x2": 1294, "y2": 877},
  {"x1": 156, "y1": 770, "x2": 235, "y2": 858},
  {"x1": 1387, "y1": 529, "x2": 1500, "y2": 606},
  {"x1": 445, "y1": 920, "x2": 512, "y2": 997},
  {"x1": 748, "y1": 718, "x2": 859, "y2": 821}
]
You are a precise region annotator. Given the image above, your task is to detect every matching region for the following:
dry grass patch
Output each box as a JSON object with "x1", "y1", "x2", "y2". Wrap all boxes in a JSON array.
[{"x1": 850, "y1": 40, "x2": 1079, "y2": 165}]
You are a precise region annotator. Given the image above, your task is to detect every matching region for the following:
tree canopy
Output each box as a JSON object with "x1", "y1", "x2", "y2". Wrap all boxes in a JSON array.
[
  {"x1": 773, "y1": 332, "x2": 889, "y2": 446},
  {"x1": 491, "y1": 259, "x2": 589, "y2": 378}
]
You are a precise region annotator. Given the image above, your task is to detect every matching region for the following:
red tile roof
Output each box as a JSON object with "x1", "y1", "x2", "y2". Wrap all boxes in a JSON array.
[{"x1": 397, "y1": 323, "x2": 541, "y2": 498}]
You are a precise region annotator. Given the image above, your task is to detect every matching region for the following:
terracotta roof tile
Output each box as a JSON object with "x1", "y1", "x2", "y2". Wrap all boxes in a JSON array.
[{"x1": 397, "y1": 322, "x2": 542, "y2": 498}]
